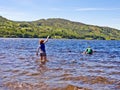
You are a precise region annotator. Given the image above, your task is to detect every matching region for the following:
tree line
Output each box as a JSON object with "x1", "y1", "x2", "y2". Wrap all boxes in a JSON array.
[{"x1": 0, "y1": 16, "x2": 120, "y2": 40}]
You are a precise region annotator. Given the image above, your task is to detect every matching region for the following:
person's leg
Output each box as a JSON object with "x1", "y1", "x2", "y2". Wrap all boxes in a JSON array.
[
  {"x1": 40, "y1": 56, "x2": 43, "y2": 60},
  {"x1": 41, "y1": 56, "x2": 45, "y2": 64},
  {"x1": 40, "y1": 53, "x2": 44, "y2": 61},
  {"x1": 40, "y1": 53, "x2": 42, "y2": 60},
  {"x1": 44, "y1": 56, "x2": 47, "y2": 61},
  {"x1": 42, "y1": 53, "x2": 47, "y2": 63},
  {"x1": 40, "y1": 56, "x2": 45, "y2": 64},
  {"x1": 42, "y1": 53, "x2": 46, "y2": 61}
]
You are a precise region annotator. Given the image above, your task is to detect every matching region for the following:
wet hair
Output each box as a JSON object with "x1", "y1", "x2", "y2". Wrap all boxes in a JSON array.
[{"x1": 40, "y1": 40, "x2": 44, "y2": 44}]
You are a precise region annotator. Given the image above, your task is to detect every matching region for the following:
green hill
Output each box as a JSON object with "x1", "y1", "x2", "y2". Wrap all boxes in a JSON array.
[{"x1": 0, "y1": 16, "x2": 120, "y2": 40}]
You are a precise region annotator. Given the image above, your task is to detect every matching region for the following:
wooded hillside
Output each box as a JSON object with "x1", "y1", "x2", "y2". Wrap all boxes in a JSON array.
[{"x1": 0, "y1": 16, "x2": 120, "y2": 40}]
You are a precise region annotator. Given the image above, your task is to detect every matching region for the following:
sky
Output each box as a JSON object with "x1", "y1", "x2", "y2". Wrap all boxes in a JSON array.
[{"x1": 0, "y1": 0, "x2": 120, "y2": 30}]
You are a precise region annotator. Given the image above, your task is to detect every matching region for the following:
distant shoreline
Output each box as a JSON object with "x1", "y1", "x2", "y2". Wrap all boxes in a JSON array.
[{"x1": 0, "y1": 16, "x2": 120, "y2": 40}]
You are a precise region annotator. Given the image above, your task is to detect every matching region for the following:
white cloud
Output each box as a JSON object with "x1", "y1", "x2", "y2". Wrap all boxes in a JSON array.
[
  {"x1": 10, "y1": 0, "x2": 34, "y2": 5},
  {"x1": 0, "y1": 7, "x2": 23, "y2": 15},
  {"x1": 0, "y1": 6, "x2": 31, "y2": 21},
  {"x1": 76, "y1": 8, "x2": 120, "y2": 11}
]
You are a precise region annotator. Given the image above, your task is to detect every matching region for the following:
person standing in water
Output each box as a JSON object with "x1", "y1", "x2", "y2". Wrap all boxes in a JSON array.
[
  {"x1": 36, "y1": 36, "x2": 49, "y2": 63},
  {"x1": 83, "y1": 47, "x2": 93, "y2": 55}
]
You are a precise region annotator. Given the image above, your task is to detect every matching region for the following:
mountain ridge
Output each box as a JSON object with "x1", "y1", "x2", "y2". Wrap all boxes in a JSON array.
[{"x1": 0, "y1": 16, "x2": 120, "y2": 40}]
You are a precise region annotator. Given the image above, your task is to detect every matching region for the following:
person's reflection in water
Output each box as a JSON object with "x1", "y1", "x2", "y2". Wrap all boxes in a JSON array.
[{"x1": 36, "y1": 59, "x2": 48, "y2": 74}]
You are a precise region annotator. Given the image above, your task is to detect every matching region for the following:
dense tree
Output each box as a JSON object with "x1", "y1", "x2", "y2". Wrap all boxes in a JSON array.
[{"x1": 0, "y1": 16, "x2": 120, "y2": 40}]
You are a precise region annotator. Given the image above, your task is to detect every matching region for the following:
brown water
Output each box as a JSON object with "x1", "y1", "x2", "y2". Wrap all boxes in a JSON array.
[{"x1": 0, "y1": 38, "x2": 120, "y2": 90}]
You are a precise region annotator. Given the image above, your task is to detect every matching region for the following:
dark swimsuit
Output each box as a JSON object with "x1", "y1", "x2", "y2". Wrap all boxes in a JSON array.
[{"x1": 40, "y1": 43, "x2": 46, "y2": 56}]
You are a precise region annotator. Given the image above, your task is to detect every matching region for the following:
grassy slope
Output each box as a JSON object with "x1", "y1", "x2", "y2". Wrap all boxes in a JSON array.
[{"x1": 0, "y1": 16, "x2": 120, "y2": 40}]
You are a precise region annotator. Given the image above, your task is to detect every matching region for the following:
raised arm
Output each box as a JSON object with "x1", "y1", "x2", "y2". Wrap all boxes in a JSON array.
[{"x1": 44, "y1": 36, "x2": 49, "y2": 43}]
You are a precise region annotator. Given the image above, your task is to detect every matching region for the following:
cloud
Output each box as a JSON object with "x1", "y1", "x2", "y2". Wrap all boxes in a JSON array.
[
  {"x1": 49, "y1": 7, "x2": 120, "y2": 12},
  {"x1": 11, "y1": 0, "x2": 34, "y2": 4},
  {"x1": 0, "y1": 6, "x2": 25, "y2": 15},
  {"x1": 0, "y1": 7, "x2": 31, "y2": 21},
  {"x1": 8, "y1": 0, "x2": 34, "y2": 7},
  {"x1": 76, "y1": 8, "x2": 120, "y2": 11}
]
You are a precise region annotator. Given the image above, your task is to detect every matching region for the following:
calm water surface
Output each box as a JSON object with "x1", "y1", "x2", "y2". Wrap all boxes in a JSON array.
[{"x1": 0, "y1": 38, "x2": 120, "y2": 90}]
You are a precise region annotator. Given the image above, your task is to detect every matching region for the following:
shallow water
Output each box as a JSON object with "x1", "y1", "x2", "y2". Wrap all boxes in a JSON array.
[{"x1": 0, "y1": 38, "x2": 120, "y2": 90}]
